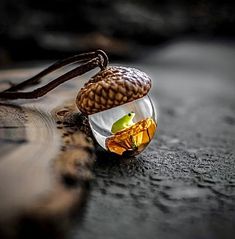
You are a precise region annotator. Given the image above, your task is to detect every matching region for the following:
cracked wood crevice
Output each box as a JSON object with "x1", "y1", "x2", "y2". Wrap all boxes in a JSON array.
[{"x1": 0, "y1": 72, "x2": 96, "y2": 238}]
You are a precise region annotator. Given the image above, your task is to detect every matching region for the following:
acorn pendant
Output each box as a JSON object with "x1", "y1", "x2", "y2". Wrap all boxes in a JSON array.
[
  {"x1": 76, "y1": 66, "x2": 157, "y2": 156},
  {"x1": 0, "y1": 49, "x2": 157, "y2": 156}
]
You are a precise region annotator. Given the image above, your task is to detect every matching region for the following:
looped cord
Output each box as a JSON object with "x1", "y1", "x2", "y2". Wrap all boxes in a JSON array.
[
  {"x1": 96, "y1": 50, "x2": 109, "y2": 70},
  {"x1": 0, "y1": 50, "x2": 109, "y2": 100}
]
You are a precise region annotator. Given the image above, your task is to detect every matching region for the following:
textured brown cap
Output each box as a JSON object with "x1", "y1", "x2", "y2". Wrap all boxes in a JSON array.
[{"x1": 76, "y1": 66, "x2": 151, "y2": 115}]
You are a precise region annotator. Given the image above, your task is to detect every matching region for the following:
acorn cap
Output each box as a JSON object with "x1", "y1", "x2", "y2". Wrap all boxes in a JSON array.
[{"x1": 76, "y1": 66, "x2": 152, "y2": 115}]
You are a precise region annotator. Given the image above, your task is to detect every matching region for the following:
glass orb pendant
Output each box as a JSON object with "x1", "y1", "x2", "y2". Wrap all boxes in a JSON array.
[{"x1": 76, "y1": 66, "x2": 157, "y2": 156}]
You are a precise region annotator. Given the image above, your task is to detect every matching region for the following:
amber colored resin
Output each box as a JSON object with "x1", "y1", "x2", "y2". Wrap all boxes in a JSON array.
[{"x1": 105, "y1": 118, "x2": 157, "y2": 156}]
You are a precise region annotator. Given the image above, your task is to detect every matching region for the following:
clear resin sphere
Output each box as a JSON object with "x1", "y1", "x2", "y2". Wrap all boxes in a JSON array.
[{"x1": 88, "y1": 95, "x2": 157, "y2": 156}]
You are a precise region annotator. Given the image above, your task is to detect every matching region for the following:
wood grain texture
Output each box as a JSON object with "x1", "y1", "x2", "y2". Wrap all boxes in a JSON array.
[{"x1": 0, "y1": 67, "x2": 95, "y2": 238}]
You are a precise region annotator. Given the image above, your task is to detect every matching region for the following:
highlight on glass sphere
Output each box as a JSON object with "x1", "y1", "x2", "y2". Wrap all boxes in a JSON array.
[{"x1": 88, "y1": 95, "x2": 157, "y2": 156}]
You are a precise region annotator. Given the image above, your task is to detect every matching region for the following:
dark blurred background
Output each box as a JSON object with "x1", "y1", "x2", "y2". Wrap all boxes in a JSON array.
[{"x1": 0, "y1": 0, "x2": 234, "y2": 66}]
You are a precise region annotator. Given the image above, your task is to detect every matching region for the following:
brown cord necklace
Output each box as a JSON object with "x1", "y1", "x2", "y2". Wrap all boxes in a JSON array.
[{"x1": 0, "y1": 50, "x2": 157, "y2": 156}]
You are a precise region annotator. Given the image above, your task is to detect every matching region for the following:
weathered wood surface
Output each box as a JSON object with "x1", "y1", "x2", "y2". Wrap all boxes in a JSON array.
[
  {"x1": 0, "y1": 67, "x2": 95, "y2": 238},
  {"x1": 0, "y1": 40, "x2": 235, "y2": 239}
]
